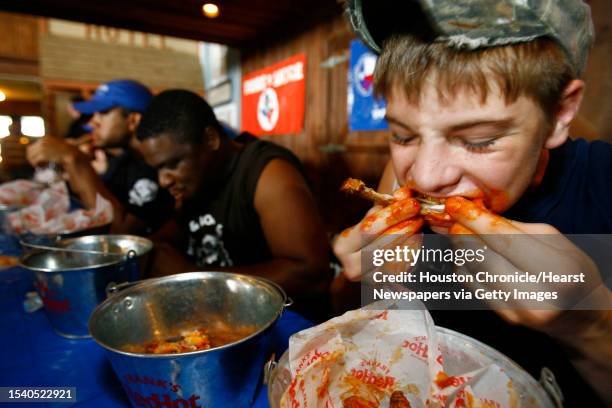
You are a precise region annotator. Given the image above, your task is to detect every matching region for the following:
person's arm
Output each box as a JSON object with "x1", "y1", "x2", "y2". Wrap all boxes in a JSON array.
[
  {"x1": 147, "y1": 218, "x2": 197, "y2": 277},
  {"x1": 445, "y1": 197, "x2": 612, "y2": 404},
  {"x1": 551, "y1": 309, "x2": 612, "y2": 404},
  {"x1": 222, "y1": 159, "x2": 331, "y2": 296},
  {"x1": 27, "y1": 137, "x2": 128, "y2": 232}
]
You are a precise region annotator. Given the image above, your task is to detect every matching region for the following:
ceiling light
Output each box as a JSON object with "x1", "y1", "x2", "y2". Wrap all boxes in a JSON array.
[
  {"x1": 202, "y1": 3, "x2": 220, "y2": 18},
  {"x1": 0, "y1": 90, "x2": 6, "y2": 102}
]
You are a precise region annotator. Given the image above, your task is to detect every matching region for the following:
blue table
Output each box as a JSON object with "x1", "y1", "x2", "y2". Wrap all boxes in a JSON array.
[{"x1": 0, "y1": 249, "x2": 311, "y2": 407}]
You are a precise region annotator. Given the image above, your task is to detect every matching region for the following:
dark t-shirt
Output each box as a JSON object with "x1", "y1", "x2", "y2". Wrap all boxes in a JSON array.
[
  {"x1": 177, "y1": 140, "x2": 304, "y2": 268},
  {"x1": 102, "y1": 150, "x2": 175, "y2": 233},
  {"x1": 505, "y1": 138, "x2": 612, "y2": 232},
  {"x1": 432, "y1": 138, "x2": 611, "y2": 407}
]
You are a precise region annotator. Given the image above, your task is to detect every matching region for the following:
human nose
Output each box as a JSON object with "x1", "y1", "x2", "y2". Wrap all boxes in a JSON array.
[
  {"x1": 89, "y1": 113, "x2": 101, "y2": 128},
  {"x1": 409, "y1": 140, "x2": 461, "y2": 194},
  {"x1": 158, "y1": 169, "x2": 174, "y2": 189}
]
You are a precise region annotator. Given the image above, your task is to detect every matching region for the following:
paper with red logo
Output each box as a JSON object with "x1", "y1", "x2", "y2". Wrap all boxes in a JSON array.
[
  {"x1": 241, "y1": 53, "x2": 305, "y2": 135},
  {"x1": 8, "y1": 182, "x2": 70, "y2": 233},
  {"x1": 7, "y1": 182, "x2": 112, "y2": 235},
  {"x1": 280, "y1": 303, "x2": 516, "y2": 408},
  {"x1": 0, "y1": 179, "x2": 45, "y2": 207},
  {"x1": 30, "y1": 193, "x2": 113, "y2": 235}
]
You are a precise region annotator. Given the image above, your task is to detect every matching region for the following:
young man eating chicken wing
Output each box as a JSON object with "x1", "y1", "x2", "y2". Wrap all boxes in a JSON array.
[{"x1": 334, "y1": 0, "x2": 611, "y2": 405}]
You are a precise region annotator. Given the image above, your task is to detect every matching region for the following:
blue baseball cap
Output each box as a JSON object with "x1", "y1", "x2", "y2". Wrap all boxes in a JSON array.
[{"x1": 73, "y1": 79, "x2": 153, "y2": 114}]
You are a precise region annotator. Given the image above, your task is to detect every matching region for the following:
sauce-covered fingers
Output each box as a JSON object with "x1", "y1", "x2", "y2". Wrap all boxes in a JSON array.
[
  {"x1": 338, "y1": 251, "x2": 363, "y2": 281},
  {"x1": 359, "y1": 198, "x2": 420, "y2": 234},
  {"x1": 392, "y1": 186, "x2": 413, "y2": 200},
  {"x1": 449, "y1": 222, "x2": 475, "y2": 235},
  {"x1": 333, "y1": 205, "x2": 383, "y2": 255},
  {"x1": 445, "y1": 196, "x2": 519, "y2": 234},
  {"x1": 382, "y1": 217, "x2": 424, "y2": 235},
  {"x1": 423, "y1": 212, "x2": 454, "y2": 228}
]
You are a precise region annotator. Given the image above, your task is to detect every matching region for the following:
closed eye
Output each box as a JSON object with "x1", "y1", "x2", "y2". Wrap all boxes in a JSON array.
[
  {"x1": 391, "y1": 133, "x2": 418, "y2": 146},
  {"x1": 159, "y1": 158, "x2": 181, "y2": 171},
  {"x1": 460, "y1": 138, "x2": 497, "y2": 152}
]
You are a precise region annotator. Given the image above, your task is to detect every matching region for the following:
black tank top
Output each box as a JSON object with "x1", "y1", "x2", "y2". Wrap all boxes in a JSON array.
[{"x1": 177, "y1": 140, "x2": 305, "y2": 268}]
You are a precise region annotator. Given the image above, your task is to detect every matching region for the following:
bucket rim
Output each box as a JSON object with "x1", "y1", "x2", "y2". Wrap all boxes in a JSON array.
[
  {"x1": 88, "y1": 271, "x2": 288, "y2": 359},
  {"x1": 20, "y1": 250, "x2": 124, "y2": 272},
  {"x1": 58, "y1": 234, "x2": 153, "y2": 256}
]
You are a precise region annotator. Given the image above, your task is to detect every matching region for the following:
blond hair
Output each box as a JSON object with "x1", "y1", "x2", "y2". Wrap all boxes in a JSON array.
[{"x1": 374, "y1": 35, "x2": 575, "y2": 120}]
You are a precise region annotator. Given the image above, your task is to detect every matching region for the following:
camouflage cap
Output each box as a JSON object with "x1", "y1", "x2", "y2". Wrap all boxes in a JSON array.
[{"x1": 346, "y1": 0, "x2": 594, "y2": 76}]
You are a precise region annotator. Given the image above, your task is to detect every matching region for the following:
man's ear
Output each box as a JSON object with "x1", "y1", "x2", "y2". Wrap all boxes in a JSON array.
[
  {"x1": 545, "y1": 79, "x2": 585, "y2": 149},
  {"x1": 204, "y1": 126, "x2": 221, "y2": 151},
  {"x1": 127, "y1": 112, "x2": 142, "y2": 133}
]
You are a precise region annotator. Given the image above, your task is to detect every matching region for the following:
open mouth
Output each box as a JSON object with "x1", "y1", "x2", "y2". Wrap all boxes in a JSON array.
[{"x1": 412, "y1": 193, "x2": 447, "y2": 214}]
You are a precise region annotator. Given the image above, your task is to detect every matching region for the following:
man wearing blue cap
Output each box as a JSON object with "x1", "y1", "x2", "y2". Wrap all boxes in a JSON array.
[{"x1": 27, "y1": 79, "x2": 174, "y2": 234}]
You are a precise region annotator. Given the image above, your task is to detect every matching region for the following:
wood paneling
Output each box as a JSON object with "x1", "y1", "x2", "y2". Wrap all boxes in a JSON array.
[
  {"x1": 0, "y1": 100, "x2": 41, "y2": 117},
  {"x1": 242, "y1": 15, "x2": 390, "y2": 234},
  {"x1": 40, "y1": 35, "x2": 203, "y2": 91},
  {"x1": 0, "y1": 11, "x2": 39, "y2": 61},
  {"x1": 0, "y1": 11, "x2": 40, "y2": 76},
  {"x1": 0, "y1": 0, "x2": 342, "y2": 50},
  {"x1": 579, "y1": 0, "x2": 612, "y2": 141}
]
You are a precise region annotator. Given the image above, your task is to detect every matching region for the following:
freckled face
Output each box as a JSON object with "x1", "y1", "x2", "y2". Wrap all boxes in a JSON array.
[{"x1": 386, "y1": 83, "x2": 550, "y2": 215}]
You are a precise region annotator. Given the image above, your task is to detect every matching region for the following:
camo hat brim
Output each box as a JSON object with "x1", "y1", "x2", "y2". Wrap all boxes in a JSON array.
[{"x1": 346, "y1": 0, "x2": 594, "y2": 76}]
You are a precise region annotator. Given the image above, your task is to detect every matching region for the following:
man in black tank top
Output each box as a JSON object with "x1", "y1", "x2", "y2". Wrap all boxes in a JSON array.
[{"x1": 137, "y1": 90, "x2": 332, "y2": 320}]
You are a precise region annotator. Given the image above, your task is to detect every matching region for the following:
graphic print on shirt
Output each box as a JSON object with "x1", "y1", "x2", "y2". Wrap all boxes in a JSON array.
[
  {"x1": 128, "y1": 178, "x2": 159, "y2": 206},
  {"x1": 187, "y1": 213, "x2": 233, "y2": 267}
]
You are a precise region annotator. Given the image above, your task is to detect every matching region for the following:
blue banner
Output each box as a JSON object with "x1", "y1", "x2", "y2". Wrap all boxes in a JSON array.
[{"x1": 348, "y1": 39, "x2": 388, "y2": 131}]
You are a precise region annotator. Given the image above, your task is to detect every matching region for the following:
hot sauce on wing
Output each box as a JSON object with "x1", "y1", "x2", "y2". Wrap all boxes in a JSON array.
[
  {"x1": 340, "y1": 178, "x2": 489, "y2": 230},
  {"x1": 341, "y1": 391, "x2": 411, "y2": 408},
  {"x1": 389, "y1": 391, "x2": 411, "y2": 408}
]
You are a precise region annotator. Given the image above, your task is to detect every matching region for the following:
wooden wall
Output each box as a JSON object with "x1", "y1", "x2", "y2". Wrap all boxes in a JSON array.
[
  {"x1": 580, "y1": 0, "x2": 612, "y2": 141},
  {"x1": 242, "y1": 15, "x2": 389, "y2": 235},
  {"x1": 39, "y1": 35, "x2": 203, "y2": 91},
  {"x1": 0, "y1": 11, "x2": 39, "y2": 76}
]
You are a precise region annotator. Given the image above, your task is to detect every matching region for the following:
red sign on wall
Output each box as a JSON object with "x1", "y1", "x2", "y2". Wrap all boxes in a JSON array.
[{"x1": 241, "y1": 53, "x2": 306, "y2": 136}]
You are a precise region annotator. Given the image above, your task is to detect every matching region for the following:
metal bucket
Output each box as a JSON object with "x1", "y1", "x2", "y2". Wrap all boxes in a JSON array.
[
  {"x1": 89, "y1": 272, "x2": 291, "y2": 408},
  {"x1": 267, "y1": 326, "x2": 563, "y2": 408},
  {"x1": 20, "y1": 247, "x2": 131, "y2": 339},
  {"x1": 0, "y1": 203, "x2": 21, "y2": 234},
  {"x1": 57, "y1": 235, "x2": 153, "y2": 280}
]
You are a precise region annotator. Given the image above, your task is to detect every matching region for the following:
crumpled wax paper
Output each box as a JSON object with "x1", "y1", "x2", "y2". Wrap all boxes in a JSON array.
[
  {"x1": 6, "y1": 181, "x2": 112, "y2": 235},
  {"x1": 280, "y1": 301, "x2": 518, "y2": 408}
]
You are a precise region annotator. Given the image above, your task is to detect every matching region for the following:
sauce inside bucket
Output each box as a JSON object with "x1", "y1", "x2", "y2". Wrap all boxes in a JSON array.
[{"x1": 122, "y1": 323, "x2": 258, "y2": 354}]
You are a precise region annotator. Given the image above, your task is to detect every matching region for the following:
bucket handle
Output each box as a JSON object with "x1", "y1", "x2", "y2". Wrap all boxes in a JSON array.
[
  {"x1": 262, "y1": 353, "x2": 277, "y2": 386},
  {"x1": 19, "y1": 240, "x2": 125, "y2": 258},
  {"x1": 540, "y1": 367, "x2": 564, "y2": 408},
  {"x1": 106, "y1": 280, "x2": 141, "y2": 297},
  {"x1": 264, "y1": 279, "x2": 293, "y2": 308},
  {"x1": 120, "y1": 250, "x2": 139, "y2": 281}
]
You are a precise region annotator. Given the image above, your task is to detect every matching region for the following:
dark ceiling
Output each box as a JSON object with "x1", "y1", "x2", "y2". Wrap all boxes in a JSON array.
[{"x1": 0, "y1": 0, "x2": 344, "y2": 49}]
